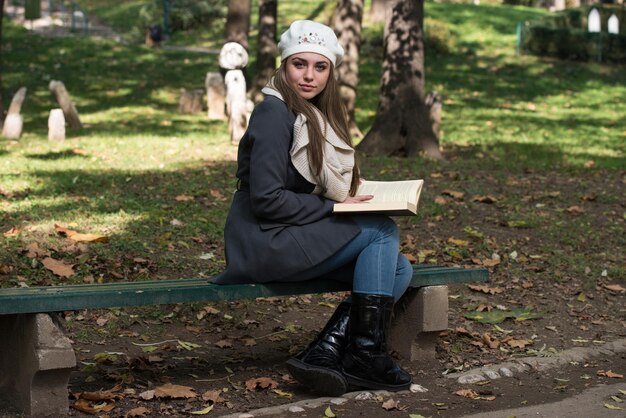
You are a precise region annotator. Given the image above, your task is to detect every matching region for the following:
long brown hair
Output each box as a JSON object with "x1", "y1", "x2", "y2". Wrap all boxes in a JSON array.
[{"x1": 270, "y1": 62, "x2": 360, "y2": 196}]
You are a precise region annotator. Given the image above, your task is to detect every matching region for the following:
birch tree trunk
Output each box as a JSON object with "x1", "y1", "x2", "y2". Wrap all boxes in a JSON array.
[
  {"x1": 332, "y1": 0, "x2": 364, "y2": 138},
  {"x1": 368, "y1": 0, "x2": 388, "y2": 23},
  {"x1": 357, "y1": 0, "x2": 442, "y2": 159}
]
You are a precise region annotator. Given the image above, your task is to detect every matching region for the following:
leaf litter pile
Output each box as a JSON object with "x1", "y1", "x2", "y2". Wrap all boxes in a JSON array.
[{"x1": 2, "y1": 161, "x2": 625, "y2": 417}]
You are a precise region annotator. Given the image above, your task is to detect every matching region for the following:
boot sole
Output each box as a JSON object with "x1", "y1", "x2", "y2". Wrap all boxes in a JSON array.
[
  {"x1": 286, "y1": 358, "x2": 348, "y2": 396},
  {"x1": 344, "y1": 373, "x2": 411, "y2": 392}
]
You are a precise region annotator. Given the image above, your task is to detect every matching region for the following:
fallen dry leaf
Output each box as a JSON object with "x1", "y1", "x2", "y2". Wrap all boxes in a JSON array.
[
  {"x1": 25, "y1": 242, "x2": 49, "y2": 258},
  {"x1": 138, "y1": 390, "x2": 155, "y2": 400},
  {"x1": 125, "y1": 406, "x2": 151, "y2": 417},
  {"x1": 210, "y1": 189, "x2": 225, "y2": 200},
  {"x1": 604, "y1": 284, "x2": 626, "y2": 293},
  {"x1": 72, "y1": 399, "x2": 115, "y2": 415},
  {"x1": 455, "y1": 388, "x2": 495, "y2": 401},
  {"x1": 175, "y1": 194, "x2": 195, "y2": 201},
  {"x1": 521, "y1": 280, "x2": 534, "y2": 289},
  {"x1": 54, "y1": 224, "x2": 109, "y2": 243},
  {"x1": 482, "y1": 333, "x2": 500, "y2": 349},
  {"x1": 78, "y1": 385, "x2": 121, "y2": 401},
  {"x1": 467, "y1": 284, "x2": 503, "y2": 295},
  {"x1": 597, "y1": 370, "x2": 624, "y2": 379},
  {"x1": 190, "y1": 405, "x2": 214, "y2": 415},
  {"x1": 3, "y1": 227, "x2": 19, "y2": 237},
  {"x1": 472, "y1": 258, "x2": 501, "y2": 267},
  {"x1": 448, "y1": 237, "x2": 469, "y2": 246},
  {"x1": 382, "y1": 398, "x2": 400, "y2": 410},
  {"x1": 565, "y1": 206, "x2": 584, "y2": 215},
  {"x1": 215, "y1": 339, "x2": 233, "y2": 348},
  {"x1": 42, "y1": 257, "x2": 75, "y2": 277},
  {"x1": 69, "y1": 233, "x2": 109, "y2": 243},
  {"x1": 245, "y1": 377, "x2": 278, "y2": 391},
  {"x1": 242, "y1": 338, "x2": 257, "y2": 347},
  {"x1": 502, "y1": 337, "x2": 532, "y2": 348},
  {"x1": 455, "y1": 388, "x2": 480, "y2": 399},
  {"x1": 472, "y1": 195, "x2": 498, "y2": 203},
  {"x1": 202, "y1": 389, "x2": 224, "y2": 403},
  {"x1": 434, "y1": 196, "x2": 448, "y2": 205},
  {"x1": 272, "y1": 389, "x2": 294, "y2": 399},
  {"x1": 154, "y1": 383, "x2": 197, "y2": 399},
  {"x1": 442, "y1": 190, "x2": 465, "y2": 200}
]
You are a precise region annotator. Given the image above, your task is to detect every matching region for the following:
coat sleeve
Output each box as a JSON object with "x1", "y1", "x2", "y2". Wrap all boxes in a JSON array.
[{"x1": 247, "y1": 99, "x2": 335, "y2": 225}]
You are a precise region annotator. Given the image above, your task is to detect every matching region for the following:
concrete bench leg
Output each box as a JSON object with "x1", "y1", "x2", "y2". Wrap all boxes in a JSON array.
[
  {"x1": 0, "y1": 313, "x2": 76, "y2": 417},
  {"x1": 389, "y1": 285, "x2": 449, "y2": 362}
]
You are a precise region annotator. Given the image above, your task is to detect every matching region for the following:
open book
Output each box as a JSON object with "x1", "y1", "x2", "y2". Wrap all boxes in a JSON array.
[{"x1": 333, "y1": 179, "x2": 424, "y2": 216}]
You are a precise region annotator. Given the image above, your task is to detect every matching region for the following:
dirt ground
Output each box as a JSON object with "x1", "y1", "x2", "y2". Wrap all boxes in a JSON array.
[
  {"x1": 0, "y1": 165, "x2": 618, "y2": 417},
  {"x1": 53, "y1": 166, "x2": 625, "y2": 418}
]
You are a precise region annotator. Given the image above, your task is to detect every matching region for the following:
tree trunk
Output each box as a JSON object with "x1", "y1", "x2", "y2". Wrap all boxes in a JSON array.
[
  {"x1": 368, "y1": 0, "x2": 388, "y2": 23},
  {"x1": 225, "y1": 0, "x2": 251, "y2": 50},
  {"x1": 251, "y1": 0, "x2": 277, "y2": 102},
  {"x1": 358, "y1": 0, "x2": 442, "y2": 159},
  {"x1": 332, "y1": 0, "x2": 364, "y2": 138},
  {"x1": 0, "y1": 0, "x2": 6, "y2": 127},
  {"x1": 49, "y1": 80, "x2": 83, "y2": 129}
]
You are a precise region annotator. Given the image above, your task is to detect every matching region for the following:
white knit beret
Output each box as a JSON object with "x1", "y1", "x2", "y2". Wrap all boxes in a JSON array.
[{"x1": 278, "y1": 20, "x2": 344, "y2": 66}]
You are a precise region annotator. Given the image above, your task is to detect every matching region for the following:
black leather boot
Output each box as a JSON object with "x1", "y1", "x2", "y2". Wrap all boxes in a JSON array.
[
  {"x1": 286, "y1": 301, "x2": 350, "y2": 396},
  {"x1": 342, "y1": 293, "x2": 412, "y2": 391}
]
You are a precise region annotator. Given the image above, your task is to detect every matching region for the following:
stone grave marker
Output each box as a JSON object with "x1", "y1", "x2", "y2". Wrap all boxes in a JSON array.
[
  {"x1": 219, "y1": 42, "x2": 250, "y2": 144},
  {"x1": 224, "y1": 69, "x2": 248, "y2": 145},
  {"x1": 2, "y1": 114, "x2": 23, "y2": 140},
  {"x1": 205, "y1": 72, "x2": 226, "y2": 121},
  {"x1": 178, "y1": 89, "x2": 204, "y2": 113},
  {"x1": 48, "y1": 109, "x2": 66, "y2": 142},
  {"x1": 2, "y1": 87, "x2": 27, "y2": 140},
  {"x1": 588, "y1": 8, "x2": 601, "y2": 33},
  {"x1": 608, "y1": 14, "x2": 619, "y2": 34},
  {"x1": 49, "y1": 80, "x2": 83, "y2": 129}
]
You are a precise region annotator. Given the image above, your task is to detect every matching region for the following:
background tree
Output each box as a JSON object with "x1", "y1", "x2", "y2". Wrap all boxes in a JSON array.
[
  {"x1": 0, "y1": 0, "x2": 5, "y2": 126},
  {"x1": 331, "y1": 0, "x2": 364, "y2": 137},
  {"x1": 368, "y1": 0, "x2": 388, "y2": 24},
  {"x1": 251, "y1": 0, "x2": 277, "y2": 102},
  {"x1": 358, "y1": 0, "x2": 442, "y2": 159},
  {"x1": 225, "y1": 0, "x2": 251, "y2": 49}
]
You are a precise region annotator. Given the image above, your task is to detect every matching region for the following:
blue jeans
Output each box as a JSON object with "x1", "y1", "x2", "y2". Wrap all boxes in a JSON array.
[{"x1": 293, "y1": 215, "x2": 412, "y2": 301}]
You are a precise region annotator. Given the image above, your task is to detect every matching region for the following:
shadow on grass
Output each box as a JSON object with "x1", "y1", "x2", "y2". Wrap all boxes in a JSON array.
[
  {"x1": 5, "y1": 24, "x2": 216, "y2": 136},
  {"x1": 0, "y1": 160, "x2": 238, "y2": 284},
  {"x1": 27, "y1": 150, "x2": 92, "y2": 160},
  {"x1": 1, "y1": 138, "x2": 623, "y2": 288},
  {"x1": 360, "y1": 141, "x2": 624, "y2": 176}
]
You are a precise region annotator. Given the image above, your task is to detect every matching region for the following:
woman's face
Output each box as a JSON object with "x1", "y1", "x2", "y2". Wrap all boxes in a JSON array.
[{"x1": 284, "y1": 52, "x2": 331, "y2": 100}]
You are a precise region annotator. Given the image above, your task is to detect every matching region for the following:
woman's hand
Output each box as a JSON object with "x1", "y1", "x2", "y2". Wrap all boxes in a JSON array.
[{"x1": 342, "y1": 194, "x2": 374, "y2": 204}]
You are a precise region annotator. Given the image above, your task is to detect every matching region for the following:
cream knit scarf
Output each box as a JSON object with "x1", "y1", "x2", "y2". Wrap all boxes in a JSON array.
[{"x1": 261, "y1": 84, "x2": 354, "y2": 202}]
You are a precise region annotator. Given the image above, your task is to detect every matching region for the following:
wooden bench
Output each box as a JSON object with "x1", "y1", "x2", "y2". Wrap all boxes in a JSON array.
[{"x1": 0, "y1": 265, "x2": 487, "y2": 417}]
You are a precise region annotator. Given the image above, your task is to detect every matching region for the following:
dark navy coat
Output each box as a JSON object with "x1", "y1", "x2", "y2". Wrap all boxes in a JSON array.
[{"x1": 213, "y1": 96, "x2": 360, "y2": 284}]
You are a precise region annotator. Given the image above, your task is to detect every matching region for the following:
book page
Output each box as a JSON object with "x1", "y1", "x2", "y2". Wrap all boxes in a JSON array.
[
  {"x1": 333, "y1": 179, "x2": 423, "y2": 215},
  {"x1": 357, "y1": 180, "x2": 422, "y2": 205}
]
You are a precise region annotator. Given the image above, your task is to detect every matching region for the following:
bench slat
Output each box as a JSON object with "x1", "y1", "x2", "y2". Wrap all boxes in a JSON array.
[{"x1": 0, "y1": 266, "x2": 487, "y2": 315}]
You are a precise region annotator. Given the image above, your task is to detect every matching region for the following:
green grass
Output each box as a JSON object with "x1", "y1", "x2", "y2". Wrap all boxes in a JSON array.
[{"x1": 1, "y1": 2, "x2": 624, "y2": 286}]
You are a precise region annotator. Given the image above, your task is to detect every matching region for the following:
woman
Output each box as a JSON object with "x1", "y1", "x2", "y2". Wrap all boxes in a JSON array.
[{"x1": 213, "y1": 20, "x2": 413, "y2": 396}]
